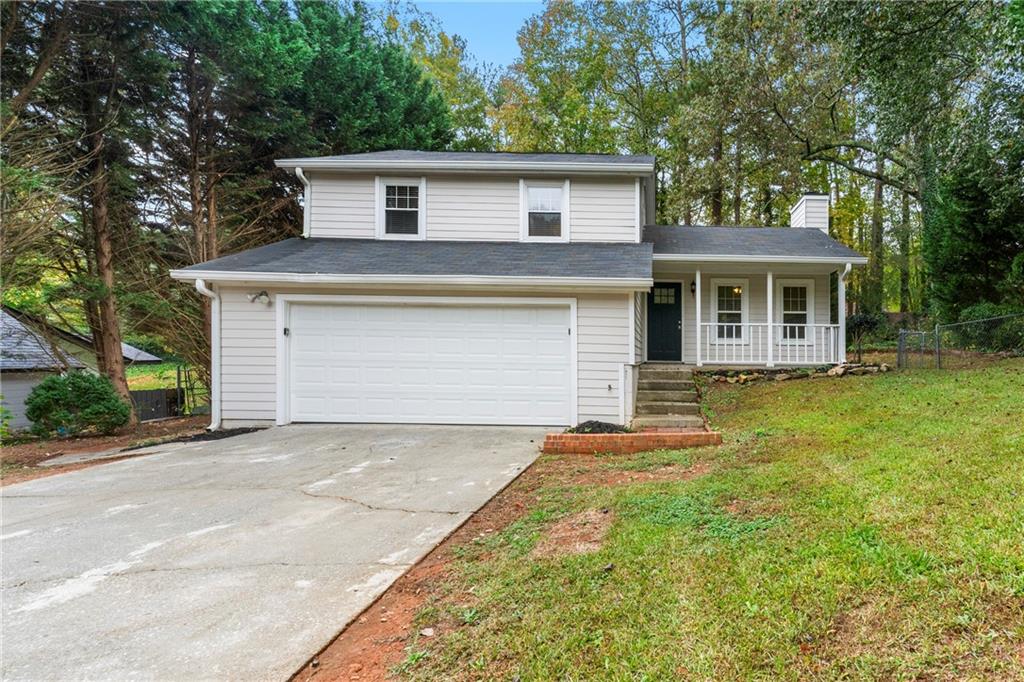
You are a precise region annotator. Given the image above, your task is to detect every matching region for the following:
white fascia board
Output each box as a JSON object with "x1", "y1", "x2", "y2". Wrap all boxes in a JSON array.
[
  {"x1": 274, "y1": 158, "x2": 654, "y2": 176},
  {"x1": 652, "y1": 253, "x2": 868, "y2": 265},
  {"x1": 169, "y1": 269, "x2": 653, "y2": 291}
]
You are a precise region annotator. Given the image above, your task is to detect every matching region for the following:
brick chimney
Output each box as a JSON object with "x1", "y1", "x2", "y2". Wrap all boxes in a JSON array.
[{"x1": 790, "y1": 193, "x2": 830, "y2": 233}]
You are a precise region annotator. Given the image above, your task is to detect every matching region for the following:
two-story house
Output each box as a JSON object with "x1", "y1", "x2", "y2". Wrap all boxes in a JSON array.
[{"x1": 170, "y1": 151, "x2": 866, "y2": 429}]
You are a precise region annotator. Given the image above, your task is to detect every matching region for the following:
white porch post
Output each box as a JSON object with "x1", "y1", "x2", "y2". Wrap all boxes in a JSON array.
[
  {"x1": 695, "y1": 269, "x2": 702, "y2": 366},
  {"x1": 766, "y1": 271, "x2": 774, "y2": 368},
  {"x1": 838, "y1": 262, "x2": 851, "y2": 364}
]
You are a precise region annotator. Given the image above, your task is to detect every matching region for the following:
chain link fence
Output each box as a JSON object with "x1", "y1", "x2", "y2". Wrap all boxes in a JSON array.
[{"x1": 897, "y1": 313, "x2": 1024, "y2": 369}]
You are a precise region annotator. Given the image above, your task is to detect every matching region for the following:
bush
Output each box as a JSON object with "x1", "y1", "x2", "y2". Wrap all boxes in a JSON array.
[
  {"x1": 955, "y1": 303, "x2": 1024, "y2": 352},
  {"x1": 25, "y1": 372, "x2": 132, "y2": 438}
]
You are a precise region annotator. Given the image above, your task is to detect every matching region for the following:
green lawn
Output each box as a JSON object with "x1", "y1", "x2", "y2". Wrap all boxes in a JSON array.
[
  {"x1": 125, "y1": 361, "x2": 181, "y2": 389},
  {"x1": 402, "y1": 360, "x2": 1024, "y2": 680}
]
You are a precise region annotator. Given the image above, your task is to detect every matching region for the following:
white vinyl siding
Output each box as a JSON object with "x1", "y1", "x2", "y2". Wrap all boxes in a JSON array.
[
  {"x1": 220, "y1": 290, "x2": 277, "y2": 421},
  {"x1": 426, "y1": 176, "x2": 519, "y2": 240},
  {"x1": 216, "y1": 288, "x2": 632, "y2": 426},
  {"x1": 0, "y1": 371, "x2": 52, "y2": 430},
  {"x1": 308, "y1": 174, "x2": 375, "y2": 238},
  {"x1": 576, "y1": 294, "x2": 630, "y2": 422},
  {"x1": 570, "y1": 178, "x2": 638, "y2": 242},
  {"x1": 634, "y1": 291, "x2": 645, "y2": 362},
  {"x1": 306, "y1": 173, "x2": 639, "y2": 243}
]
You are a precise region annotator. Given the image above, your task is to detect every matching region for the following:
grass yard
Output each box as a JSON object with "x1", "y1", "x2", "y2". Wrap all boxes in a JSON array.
[
  {"x1": 389, "y1": 360, "x2": 1024, "y2": 681},
  {"x1": 125, "y1": 361, "x2": 181, "y2": 389}
]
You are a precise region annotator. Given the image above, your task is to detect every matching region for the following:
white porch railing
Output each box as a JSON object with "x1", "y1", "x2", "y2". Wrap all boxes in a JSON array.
[{"x1": 699, "y1": 323, "x2": 840, "y2": 365}]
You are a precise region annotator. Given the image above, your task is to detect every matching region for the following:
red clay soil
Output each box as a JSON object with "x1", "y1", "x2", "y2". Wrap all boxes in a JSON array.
[
  {"x1": 290, "y1": 452, "x2": 711, "y2": 682},
  {"x1": 1, "y1": 416, "x2": 207, "y2": 486}
]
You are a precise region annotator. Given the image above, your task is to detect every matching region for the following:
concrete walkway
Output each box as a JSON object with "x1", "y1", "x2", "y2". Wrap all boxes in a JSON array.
[{"x1": 1, "y1": 424, "x2": 544, "y2": 681}]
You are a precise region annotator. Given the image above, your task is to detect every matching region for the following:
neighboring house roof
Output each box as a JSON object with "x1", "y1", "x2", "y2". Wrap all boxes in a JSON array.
[
  {"x1": 170, "y1": 238, "x2": 654, "y2": 286},
  {"x1": 1, "y1": 309, "x2": 84, "y2": 372},
  {"x1": 643, "y1": 225, "x2": 868, "y2": 264},
  {"x1": 275, "y1": 150, "x2": 656, "y2": 175},
  {"x1": 1, "y1": 306, "x2": 162, "y2": 365},
  {"x1": 119, "y1": 343, "x2": 163, "y2": 364}
]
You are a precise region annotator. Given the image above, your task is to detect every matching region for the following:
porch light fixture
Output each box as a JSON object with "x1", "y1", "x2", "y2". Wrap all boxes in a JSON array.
[
  {"x1": 690, "y1": 280, "x2": 696, "y2": 297},
  {"x1": 247, "y1": 290, "x2": 271, "y2": 305}
]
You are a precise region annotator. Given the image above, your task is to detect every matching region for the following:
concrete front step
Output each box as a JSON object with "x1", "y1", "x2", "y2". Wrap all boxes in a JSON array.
[
  {"x1": 636, "y1": 390, "x2": 698, "y2": 403},
  {"x1": 635, "y1": 401, "x2": 701, "y2": 416},
  {"x1": 637, "y1": 379, "x2": 695, "y2": 392},
  {"x1": 631, "y1": 415, "x2": 705, "y2": 429},
  {"x1": 638, "y1": 365, "x2": 693, "y2": 376}
]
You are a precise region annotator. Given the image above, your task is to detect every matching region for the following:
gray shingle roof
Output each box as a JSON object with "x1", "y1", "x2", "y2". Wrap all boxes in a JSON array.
[
  {"x1": 276, "y1": 150, "x2": 655, "y2": 172},
  {"x1": 643, "y1": 225, "x2": 867, "y2": 262},
  {"x1": 1, "y1": 310, "x2": 84, "y2": 372},
  {"x1": 177, "y1": 238, "x2": 653, "y2": 280},
  {"x1": 120, "y1": 343, "x2": 162, "y2": 364}
]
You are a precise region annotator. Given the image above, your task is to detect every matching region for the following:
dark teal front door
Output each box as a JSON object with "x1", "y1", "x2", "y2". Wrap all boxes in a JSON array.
[{"x1": 647, "y1": 283, "x2": 682, "y2": 361}]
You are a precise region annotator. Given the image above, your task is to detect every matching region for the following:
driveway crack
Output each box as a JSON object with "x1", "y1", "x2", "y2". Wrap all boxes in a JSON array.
[{"x1": 297, "y1": 489, "x2": 463, "y2": 515}]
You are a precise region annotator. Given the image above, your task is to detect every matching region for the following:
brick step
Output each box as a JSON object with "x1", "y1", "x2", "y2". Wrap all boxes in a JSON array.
[
  {"x1": 637, "y1": 379, "x2": 695, "y2": 391},
  {"x1": 636, "y1": 390, "x2": 698, "y2": 403},
  {"x1": 635, "y1": 401, "x2": 700, "y2": 416},
  {"x1": 631, "y1": 415, "x2": 705, "y2": 429}
]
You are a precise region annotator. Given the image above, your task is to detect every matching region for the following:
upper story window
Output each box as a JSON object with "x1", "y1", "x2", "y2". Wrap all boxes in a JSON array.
[
  {"x1": 376, "y1": 177, "x2": 426, "y2": 239},
  {"x1": 520, "y1": 179, "x2": 570, "y2": 241}
]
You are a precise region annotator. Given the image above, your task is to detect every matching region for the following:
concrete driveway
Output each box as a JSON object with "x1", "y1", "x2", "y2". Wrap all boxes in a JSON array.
[{"x1": 1, "y1": 424, "x2": 544, "y2": 681}]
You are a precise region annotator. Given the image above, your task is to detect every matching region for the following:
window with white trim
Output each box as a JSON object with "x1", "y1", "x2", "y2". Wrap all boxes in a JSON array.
[
  {"x1": 774, "y1": 279, "x2": 815, "y2": 343},
  {"x1": 376, "y1": 177, "x2": 425, "y2": 239},
  {"x1": 710, "y1": 278, "x2": 748, "y2": 342},
  {"x1": 520, "y1": 179, "x2": 569, "y2": 240}
]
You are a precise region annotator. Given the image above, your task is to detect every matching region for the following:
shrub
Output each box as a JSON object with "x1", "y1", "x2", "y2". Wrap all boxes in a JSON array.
[
  {"x1": 846, "y1": 312, "x2": 884, "y2": 362},
  {"x1": 25, "y1": 372, "x2": 132, "y2": 437},
  {"x1": 955, "y1": 303, "x2": 1024, "y2": 352}
]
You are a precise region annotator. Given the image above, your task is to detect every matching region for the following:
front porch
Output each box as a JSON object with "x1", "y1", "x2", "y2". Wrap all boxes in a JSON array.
[{"x1": 641, "y1": 265, "x2": 850, "y2": 368}]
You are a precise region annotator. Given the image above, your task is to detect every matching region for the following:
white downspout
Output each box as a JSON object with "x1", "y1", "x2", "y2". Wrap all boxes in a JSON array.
[
  {"x1": 195, "y1": 278, "x2": 221, "y2": 431},
  {"x1": 295, "y1": 167, "x2": 311, "y2": 239},
  {"x1": 838, "y1": 263, "x2": 851, "y2": 364}
]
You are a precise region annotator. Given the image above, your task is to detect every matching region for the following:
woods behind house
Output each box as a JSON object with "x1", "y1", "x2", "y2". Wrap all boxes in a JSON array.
[{"x1": 2, "y1": 0, "x2": 1022, "y2": 420}]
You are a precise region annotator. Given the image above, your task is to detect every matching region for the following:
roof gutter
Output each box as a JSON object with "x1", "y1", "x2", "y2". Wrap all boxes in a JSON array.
[
  {"x1": 170, "y1": 271, "x2": 653, "y2": 291},
  {"x1": 294, "y1": 167, "x2": 311, "y2": 239},
  {"x1": 652, "y1": 253, "x2": 868, "y2": 265},
  {"x1": 274, "y1": 159, "x2": 654, "y2": 176},
  {"x1": 194, "y1": 279, "x2": 221, "y2": 431}
]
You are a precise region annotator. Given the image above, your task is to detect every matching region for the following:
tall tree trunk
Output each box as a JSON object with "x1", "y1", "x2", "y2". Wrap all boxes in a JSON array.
[
  {"x1": 83, "y1": 58, "x2": 136, "y2": 424},
  {"x1": 89, "y1": 140, "x2": 135, "y2": 422},
  {"x1": 898, "y1": 190, "x2": 911, "y2": 312},
  {"x1": 732, "y1": 141, "x2": 742, "y2": 225},
  {"x1": 867, "y1": 155, "x2": 886, "y2": 312},
  {"x1": 710, "y1": 125, "x2": 723, "y2": 224}
]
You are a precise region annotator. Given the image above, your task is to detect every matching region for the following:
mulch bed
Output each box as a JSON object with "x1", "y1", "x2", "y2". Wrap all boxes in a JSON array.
[
  {"x1": 1, "y1": 416, "x2": 209, "y2": 485},
  {"x1": 291, "y1": 451, "x2": 712, "y2": 682}
]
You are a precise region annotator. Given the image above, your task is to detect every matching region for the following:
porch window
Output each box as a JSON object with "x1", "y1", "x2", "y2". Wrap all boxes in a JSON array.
[
  {"x1": 774, "y1": 278, "x2": 815, "y2": 344},
  {"x1": 781, "y1": 286, "x2": 808, "y2": 340},
  {"x1": 711, "y1": 279, "x2": 748, "y2": 341}
]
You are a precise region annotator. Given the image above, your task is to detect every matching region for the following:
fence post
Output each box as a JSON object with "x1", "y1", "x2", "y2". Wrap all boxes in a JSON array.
[
  {"x1": 934, "y1": 324, "x2": 941, "y2": 369},
  {"x1": 897, "y1": 330, "x2": 904, "y2": 368}
]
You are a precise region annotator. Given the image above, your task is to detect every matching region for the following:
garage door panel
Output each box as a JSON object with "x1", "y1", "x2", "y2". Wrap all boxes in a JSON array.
[{"x1": 287, "y1": 301, "x2": 572, "y2": 424}]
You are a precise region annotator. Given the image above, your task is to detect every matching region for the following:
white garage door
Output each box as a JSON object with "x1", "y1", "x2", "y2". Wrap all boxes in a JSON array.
[{"x1": 286, "y1": 301, "x2": 573, "y2": 425}]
